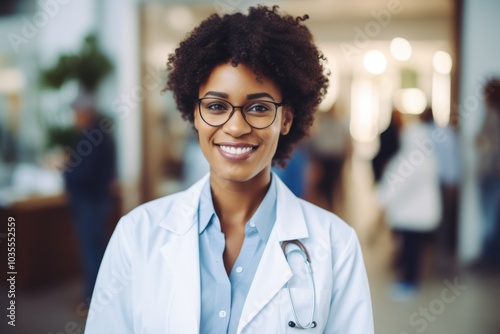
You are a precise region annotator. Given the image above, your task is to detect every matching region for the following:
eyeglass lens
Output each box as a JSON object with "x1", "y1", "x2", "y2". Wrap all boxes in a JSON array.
[{"x1": 198, "y1": 98, "x2": 279, "y2": 128}]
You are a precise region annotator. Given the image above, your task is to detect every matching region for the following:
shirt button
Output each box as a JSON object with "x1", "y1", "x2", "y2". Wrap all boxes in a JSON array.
[
  {"x1": 249, "y1": 221, "x2": 256, "y2": 228},
  {"x1": 235, "y1": 266, "x2": 243, "y2": 273},
  {"x1": 219, "y1": 310, "x2": 227, "y2": 318}
]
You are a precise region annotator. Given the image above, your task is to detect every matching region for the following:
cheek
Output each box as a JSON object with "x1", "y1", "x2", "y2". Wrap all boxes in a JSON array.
[{"x1": 263, "y1": 126, "x2": 282, "y2": 149}]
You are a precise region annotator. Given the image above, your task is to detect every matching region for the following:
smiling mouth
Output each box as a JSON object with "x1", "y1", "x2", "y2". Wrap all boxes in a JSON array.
[{"x1": 219, "y1": 145, "x2": 254, "y2": 155}]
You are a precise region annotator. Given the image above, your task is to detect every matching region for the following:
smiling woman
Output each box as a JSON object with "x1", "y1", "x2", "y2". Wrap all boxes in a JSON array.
[{"x1": 85, "y1": 5, "x2": 374, "y2": 334}]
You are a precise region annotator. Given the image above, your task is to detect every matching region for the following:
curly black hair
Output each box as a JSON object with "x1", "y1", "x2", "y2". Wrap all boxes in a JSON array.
[{"x1": 165, "y1": 5, "x2": 329, "y2": 166}]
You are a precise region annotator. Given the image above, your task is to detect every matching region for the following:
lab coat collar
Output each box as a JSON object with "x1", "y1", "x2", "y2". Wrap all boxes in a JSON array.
[
  {"x1": 158, "y1": 173, "x2": 209, "y2": 234},
  {"x1": 158, "y1": 172, "x2": 308, "y2": 240},
  {"x1": 273, "y1": 173, "x2": 309, "y2": 241},
  {"x1": 158, "y1": 172, "x2": 310, "y2": 333}
]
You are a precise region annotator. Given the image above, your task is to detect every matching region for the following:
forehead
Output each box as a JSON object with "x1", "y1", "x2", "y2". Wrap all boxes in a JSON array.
[{"x1": 199, "y1": 63, "x2": 282, "y2": 100}]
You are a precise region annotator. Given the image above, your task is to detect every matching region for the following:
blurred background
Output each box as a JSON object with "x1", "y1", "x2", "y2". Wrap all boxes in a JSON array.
[{"x1": 0, "y1": 0, "x2": 499, "y2": 333}]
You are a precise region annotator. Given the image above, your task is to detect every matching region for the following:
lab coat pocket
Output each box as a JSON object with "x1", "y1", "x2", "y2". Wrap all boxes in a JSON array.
[{"x1": 279, "y1": 287, "x2": 331, "y2": 333}]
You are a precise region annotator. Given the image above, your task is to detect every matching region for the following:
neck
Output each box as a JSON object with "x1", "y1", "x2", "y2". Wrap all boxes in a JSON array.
[{"x1": 210, "y1": 170, "x2": 271, "y2": 229}]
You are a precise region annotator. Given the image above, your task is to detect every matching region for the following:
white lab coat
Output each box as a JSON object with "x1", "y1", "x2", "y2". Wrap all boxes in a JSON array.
[
  {"x1": 377, "y1": 122, "x2": 442, "y2": 231},
  {"x1": 85, "y1": 174, "x2": 373, "y2": 334}
]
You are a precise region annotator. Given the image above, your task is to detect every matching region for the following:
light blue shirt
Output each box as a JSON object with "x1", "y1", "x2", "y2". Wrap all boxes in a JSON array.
[{"x1": 198, "y1": 174, "x2": 277, "y2": 333}]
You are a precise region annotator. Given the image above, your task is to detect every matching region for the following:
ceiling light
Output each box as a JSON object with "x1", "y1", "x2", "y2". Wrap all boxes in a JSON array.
[
  {"x1": 364, "y1": 50, "x2": 387, "y2": 75},
  {"x1": 433, "y1": 51, "x2": 452, "y2": 74},
  {"x1": 390, "y1": 37, "x2": 412, "y2": 61}
]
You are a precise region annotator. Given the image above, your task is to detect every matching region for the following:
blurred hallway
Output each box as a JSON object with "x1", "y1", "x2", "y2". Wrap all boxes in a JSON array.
[
  {"x1": 341, "y1": 154, "x2": 500, "y2": 334},
  {"x1": 2, "y1": 155, "x2": 500, "y2": 334}
]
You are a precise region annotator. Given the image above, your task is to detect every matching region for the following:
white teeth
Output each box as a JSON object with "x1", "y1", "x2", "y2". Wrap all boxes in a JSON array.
[{"x1": 220, "y1": 145, "x2": 253, "y2": 155}]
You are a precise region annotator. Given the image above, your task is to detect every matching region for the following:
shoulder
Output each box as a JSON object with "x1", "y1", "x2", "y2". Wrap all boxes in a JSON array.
[
  {"x1": 298, "y1": 198, "x2": 358, "y2": 262},
  {"x1": 123, "y1": 192, "x2": 182, "y2": 224},
  {"x1": 299, "y1": 199, "x2": 353, "y2": 237},
  {"x1": 274, "y1": 173, "x2": 355, "y2": 247},
  {"x1": 113, "y1": 192, "x2": 183, "y2": 244},
  {"x1": 116, "y1": 175, "x2": 208, "y2": 240}
]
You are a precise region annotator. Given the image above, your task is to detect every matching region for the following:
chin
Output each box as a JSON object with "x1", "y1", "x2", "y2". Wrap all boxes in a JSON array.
[{"x1": 212, "y1": 164, "x2": 269, "y2": 184}]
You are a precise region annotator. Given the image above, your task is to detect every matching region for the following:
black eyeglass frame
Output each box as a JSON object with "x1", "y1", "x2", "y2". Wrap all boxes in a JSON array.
[{"x1": 195, "y1": 97, "x2": 284, "y2": 130}]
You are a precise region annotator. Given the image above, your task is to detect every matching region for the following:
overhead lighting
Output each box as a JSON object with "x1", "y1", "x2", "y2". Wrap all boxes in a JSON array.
[
  {"x1": 433, "y1": 51, "x2": 452, "y2": 75},
  {"x1": 393, "y1": 88, "x2": 427, "y2": 115},
  {"x1": 363, "y1": 50, "x2": 387, "y2": 75},
  {"x1": 390, "y1": 37, "x2": 412, "y2": 61},
  {"x1": 432, "y1": 72, "x2": 451, "y2": 127},
  {"x1": 350, "y1": 77, "x2": 379, "y2": 142}
]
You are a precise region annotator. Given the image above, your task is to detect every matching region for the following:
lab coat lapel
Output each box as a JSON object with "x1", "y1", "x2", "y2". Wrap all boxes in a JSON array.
[
  {"x1": 237, "y1": 175, "x2": 309, "y2": 333},
  {"x1": 237, "y1": 230, "x2": 292, "y2": 332},
  {"x1": 158, "y1": 175, "x2": 208, "y2": 329}
]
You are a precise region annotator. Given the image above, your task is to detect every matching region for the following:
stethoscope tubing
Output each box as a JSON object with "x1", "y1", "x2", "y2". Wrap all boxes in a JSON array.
[{"x1": 282, "y1": 240, "x2": 317, "y2": 330}]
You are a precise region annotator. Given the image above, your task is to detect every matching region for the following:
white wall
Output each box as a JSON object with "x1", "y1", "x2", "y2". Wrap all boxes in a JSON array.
[
  {"x1": 97, "y1": 0, "x2": 142, "y2": 212},
  {"x1": 458, "y1": 0, "x2": 500, "y2": 262}
]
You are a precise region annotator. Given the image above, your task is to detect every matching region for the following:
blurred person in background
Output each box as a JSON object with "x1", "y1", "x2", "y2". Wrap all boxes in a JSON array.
[
  {"x1": 475, "y1": 78, "x2": 500, "y2": 269},
  {"x1": 377, "y1": 110, "x2": 441, "y2": 299},
  {"x1": 368, "y1": 111, "x2": 401, "y2": 245},
  {"x1": 63, "y1": 92, "x2": 116, "y2": 302},
  {"x1": 420, "y1": 107, "x2": 461, "y2": 273},
  {"x1": 85, "y1": 6, "x2": 373, "y2": 333},
  {"x1": 308, "y1": 107, "x2": 350, "y2": 211},
  {"x1": 371, "y1": 110, "x2": 401, "y2": 183}
]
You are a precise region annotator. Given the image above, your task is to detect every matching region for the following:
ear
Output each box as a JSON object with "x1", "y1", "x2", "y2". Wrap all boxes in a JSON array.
[{"x1": 280, "y1": 107, "x2": 293, "y2": 135}]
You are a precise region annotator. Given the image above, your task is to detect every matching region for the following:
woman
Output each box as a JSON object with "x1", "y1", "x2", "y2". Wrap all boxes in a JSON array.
[{"x1": 85, "y1": 5, "x2": 373, "y2": 333}]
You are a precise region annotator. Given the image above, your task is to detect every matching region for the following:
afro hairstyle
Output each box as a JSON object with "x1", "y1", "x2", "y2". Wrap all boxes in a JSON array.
[{"x1": 165, "y1": 5, "x2": 329, "y2": 166}]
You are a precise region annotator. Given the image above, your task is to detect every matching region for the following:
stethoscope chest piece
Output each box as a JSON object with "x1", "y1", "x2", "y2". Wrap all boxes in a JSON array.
[{"x1": 288, "y1": 320, "x2": 317, "y2": 329}]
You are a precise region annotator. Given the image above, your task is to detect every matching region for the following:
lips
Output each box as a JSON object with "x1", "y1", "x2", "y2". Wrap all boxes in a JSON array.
[{"x1": 216, "y1": 142, "x2": 257, "y2": 161}]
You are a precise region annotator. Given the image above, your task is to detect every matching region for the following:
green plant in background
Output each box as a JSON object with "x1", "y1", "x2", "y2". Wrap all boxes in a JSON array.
[
  {"x1": 40, "y1": 33, "x2": 113, "y2": 92},
  {"x1": 40, "y1": 33, "x2": 113, "y2": 149},
  {"x1": 45, "y1": 126, "x2": 79, "y2": 149}
]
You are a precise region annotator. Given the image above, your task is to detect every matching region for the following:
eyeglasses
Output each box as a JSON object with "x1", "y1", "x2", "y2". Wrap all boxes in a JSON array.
[{"x1": 195, "y1": 97, "x2": 283, "y2": 129}]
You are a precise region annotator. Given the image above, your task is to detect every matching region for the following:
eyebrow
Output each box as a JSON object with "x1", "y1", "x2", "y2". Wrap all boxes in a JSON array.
[
  {"x1": 203, "y1": 91, "x2": 276, "y2": 101},
  {"x1": 203, "y1": 91, "x2": 228, "y2": 99},
  {"x1": 247, "y1": 92, "x2": 276, "y2": 101}
]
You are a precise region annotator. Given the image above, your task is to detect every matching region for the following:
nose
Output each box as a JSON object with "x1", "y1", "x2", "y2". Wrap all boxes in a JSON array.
[{"x1": 222, "y1": 107, "x2": 252, "y2": 137}]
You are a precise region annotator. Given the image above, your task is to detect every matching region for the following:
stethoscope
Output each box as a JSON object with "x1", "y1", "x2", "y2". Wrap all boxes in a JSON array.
[{"x1": 281, "y1": 240, "x2": 317, "y2": 330}]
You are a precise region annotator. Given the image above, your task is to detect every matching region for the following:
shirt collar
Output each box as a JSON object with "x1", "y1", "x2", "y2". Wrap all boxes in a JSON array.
[
  {"x1": 198, "y1": 174, "x2": 277, "y2": 242},
  {"x1": 248, "y1": 175, "x2": 276, "y2": 242},
  {"x1": 198, "y1": 180, "x2": 215, "y2": 234}
]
